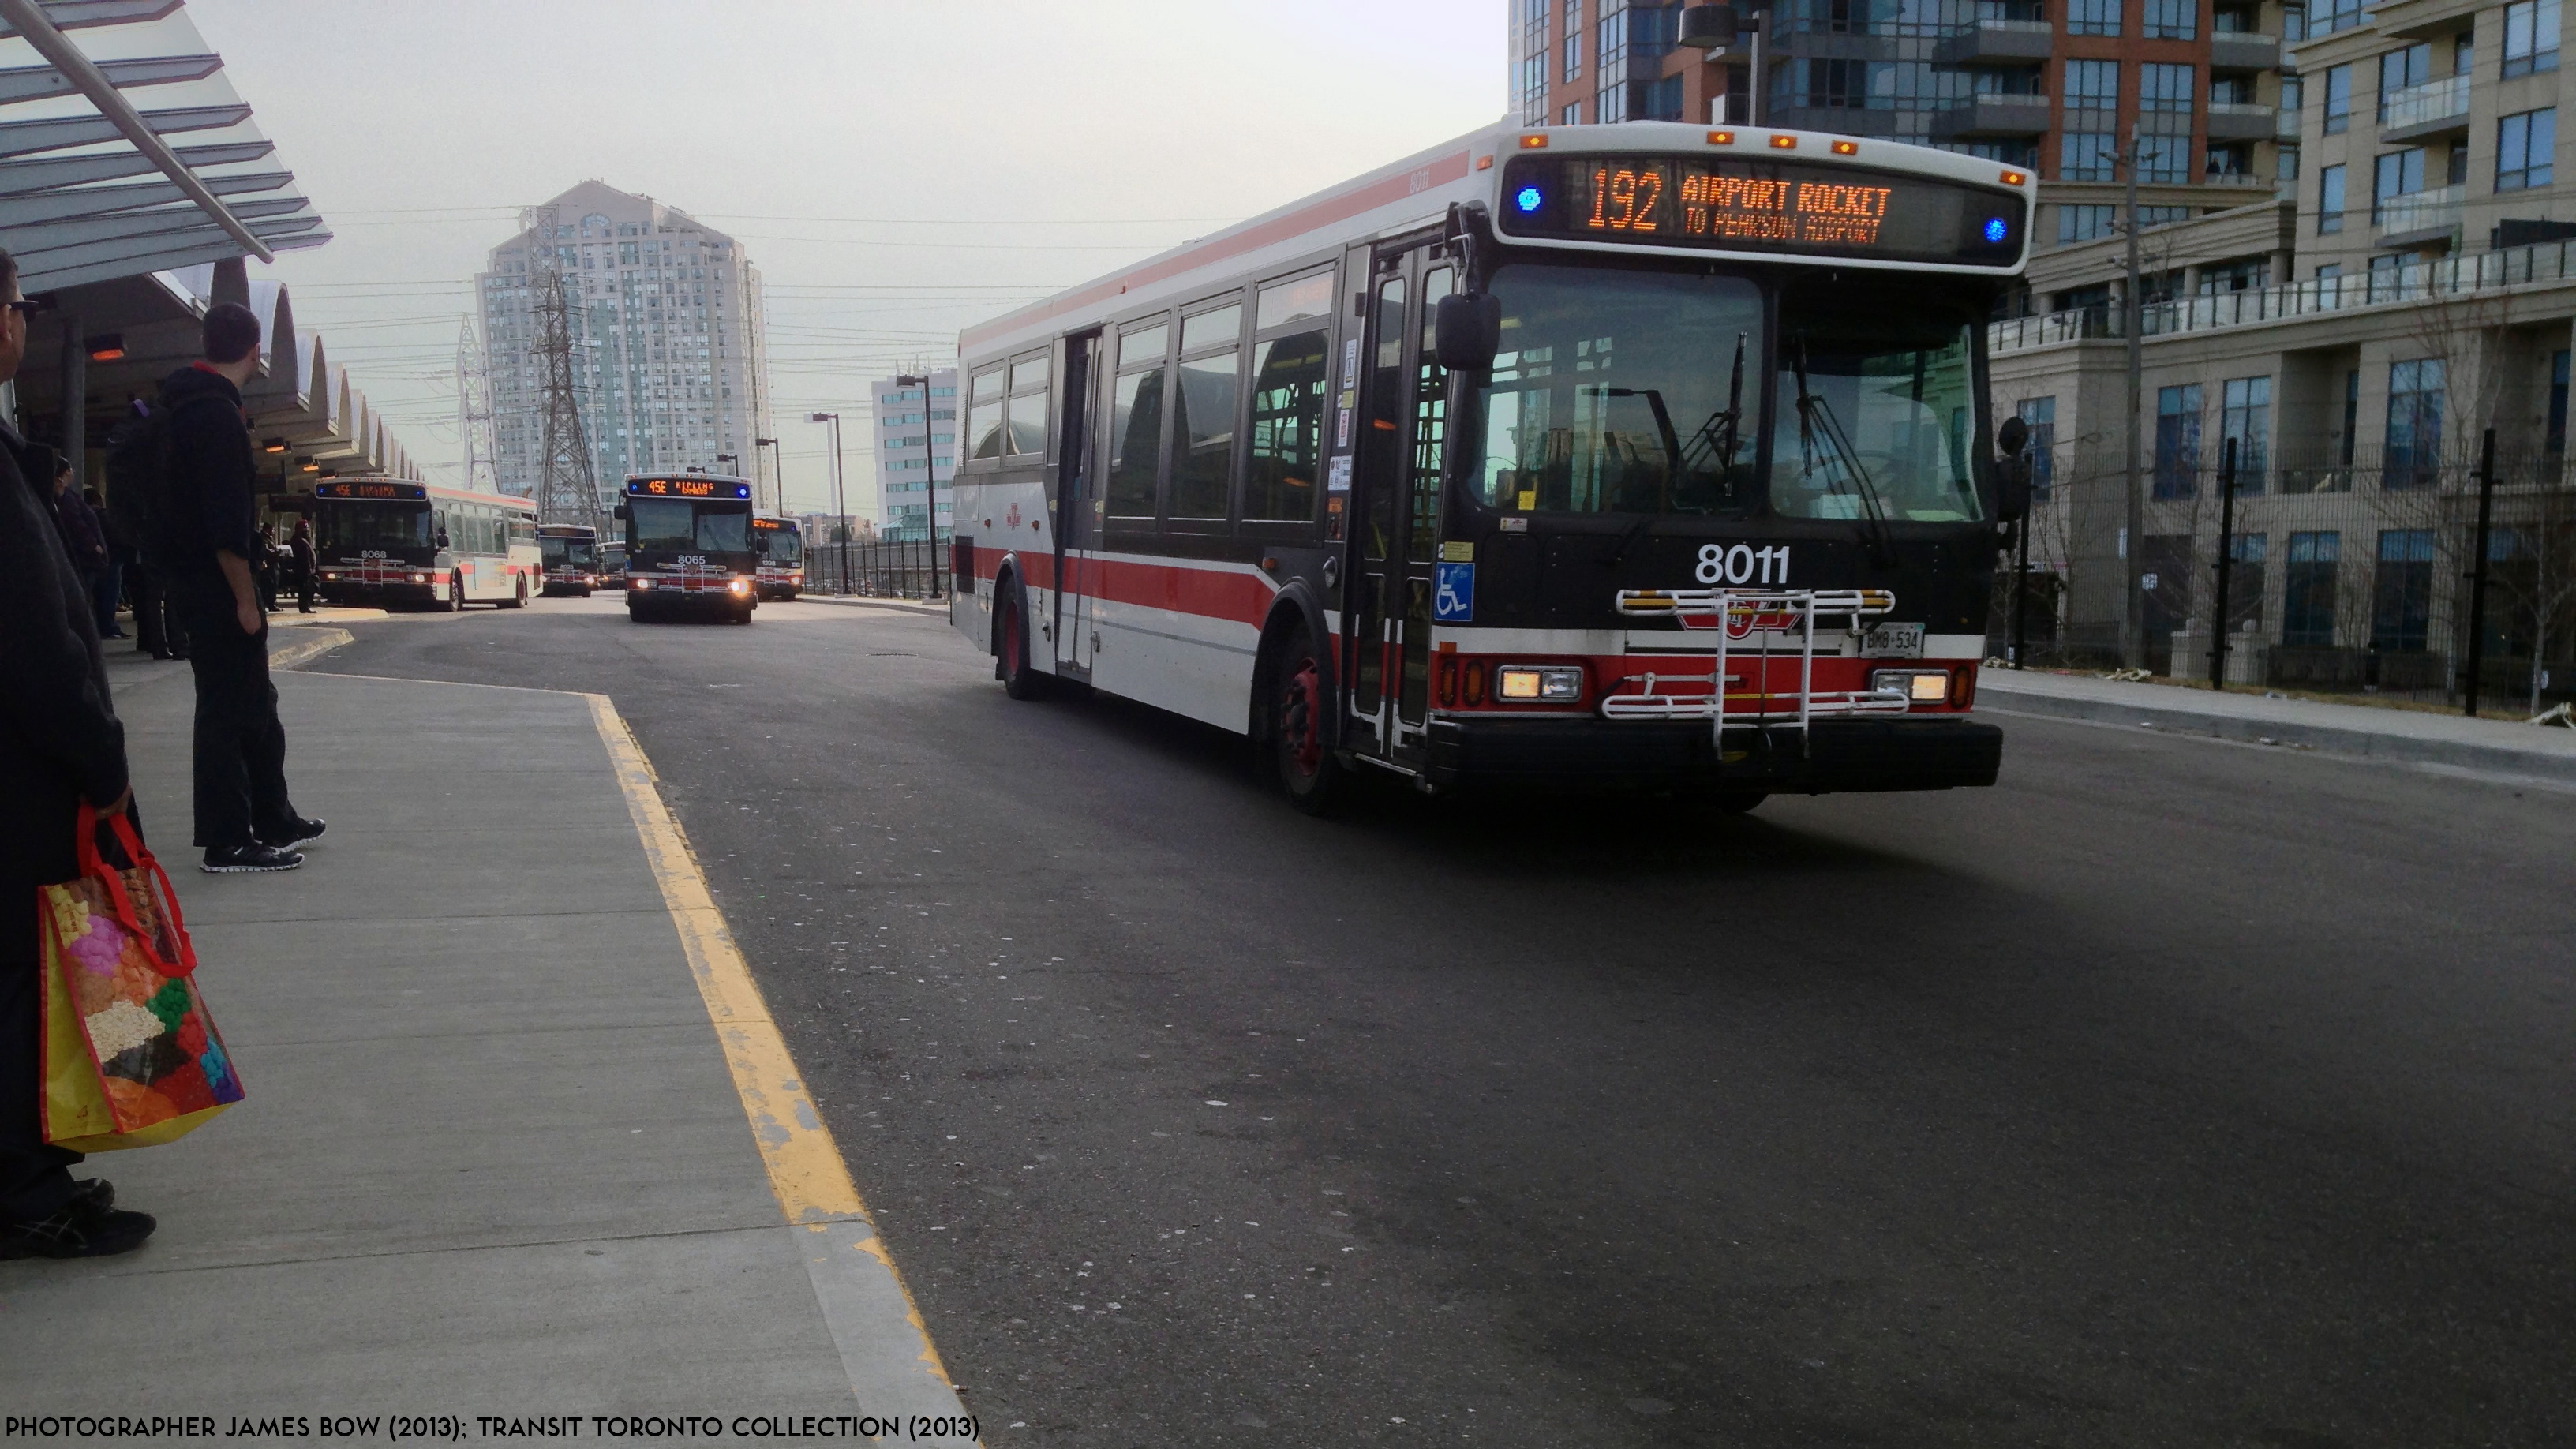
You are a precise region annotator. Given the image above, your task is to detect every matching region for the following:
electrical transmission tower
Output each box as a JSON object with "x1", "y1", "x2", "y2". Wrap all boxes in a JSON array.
[
  {"x1": 455, "y1": 317, "x2": 499, "y2": 496},
  {"x1": 522, "y1": 205, "x2": 604, "y2": 530}
]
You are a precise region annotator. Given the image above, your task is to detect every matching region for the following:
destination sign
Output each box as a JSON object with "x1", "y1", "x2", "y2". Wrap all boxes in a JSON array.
[
  {"x1": 313, "y1": 481, "x2": 426, "y2": 500},
  {"x1": 627, "y1": 476, "x2": 751, "y2": 500},
  {"x1": 1499, "y1": 154, "x2": 2024, "y2": 267},
  {"x1": 751, "y1": 516, "x2": 795, "y2": 530}
]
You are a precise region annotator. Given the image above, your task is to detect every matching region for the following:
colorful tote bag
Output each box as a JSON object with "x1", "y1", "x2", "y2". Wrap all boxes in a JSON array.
[{"x1": 39, "y1": 804, "x2": 243, "y2": 1152}]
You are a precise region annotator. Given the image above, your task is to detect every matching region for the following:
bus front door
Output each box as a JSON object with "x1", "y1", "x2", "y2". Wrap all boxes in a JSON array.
[
  {"x1": 1056, "y1": 329, "x2": 1101, "y2": 678},
  {"x1": 1346, "y1": 242, "x2": 1454, "y2": 762}
]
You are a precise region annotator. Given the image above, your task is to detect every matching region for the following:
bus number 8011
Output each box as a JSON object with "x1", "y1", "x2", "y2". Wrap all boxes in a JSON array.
[{"x1": 1698, "y1": 543, "x2": 1791, "y2": 586}]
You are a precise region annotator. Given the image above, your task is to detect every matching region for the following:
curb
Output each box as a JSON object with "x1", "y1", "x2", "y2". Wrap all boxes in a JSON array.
[
  {"x1": 267, "y1": 627, "x2": 353, "y2": 671},
  {"x1": 796, "y1": 593, "x2": 953, "y2": 616},
  {"x1": 1978, "y1": 682, "x2": 2576, "y2": 784}
]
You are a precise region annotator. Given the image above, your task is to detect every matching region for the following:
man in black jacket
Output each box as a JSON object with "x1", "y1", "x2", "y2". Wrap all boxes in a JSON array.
[
  {"x1": 155, "y1": 301, "x2": 322, "y2": 874},
  {"x1": 0, "y1": 247, "x2": 159, "y2": 1260}
]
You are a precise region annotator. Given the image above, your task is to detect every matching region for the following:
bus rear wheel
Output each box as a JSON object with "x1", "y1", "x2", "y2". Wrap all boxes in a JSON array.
[
  {"x1": 998, "y1": 580, "x2": 1045, "y2": 700},
  {"x1": 1270, "y1": 623, "x2": 1346, "y2": 816},
  {"x1": 503, "y1": 576, "x2": 528, "y2": 609}
]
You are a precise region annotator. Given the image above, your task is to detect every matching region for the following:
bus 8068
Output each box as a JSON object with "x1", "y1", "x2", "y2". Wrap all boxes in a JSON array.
[
  {"x1": 945, "y1": 122, "x2": 2036, "y2": 813},
  {"x1": 311, "y1": 480, "x2": 540, "y2": 611}
]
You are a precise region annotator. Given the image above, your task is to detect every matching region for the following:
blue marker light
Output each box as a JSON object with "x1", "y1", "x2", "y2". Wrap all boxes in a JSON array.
[
  {"x1": 1515, "y1": 185, "x2": 1544, "y2": 213},
  {"x1": 1983, "y1": 216, "x2": 2010, "y2": 244}
]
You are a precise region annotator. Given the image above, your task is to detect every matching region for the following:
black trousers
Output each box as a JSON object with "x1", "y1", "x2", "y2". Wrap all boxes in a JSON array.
[
  {"x1": 0, "y1": 955, "x2": 80, "y2": 1222},
  {"x1": 127, "y1": 558, "x2": 188, "y2": 657},
  {"x1": 174, "y1": 577, "x2": 298, "y2": 848}
]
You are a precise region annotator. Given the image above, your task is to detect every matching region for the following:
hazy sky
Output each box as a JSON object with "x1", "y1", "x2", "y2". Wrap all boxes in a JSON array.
[{"x1": 185, "y1": 1, "x2": 1507, "y2": 517}]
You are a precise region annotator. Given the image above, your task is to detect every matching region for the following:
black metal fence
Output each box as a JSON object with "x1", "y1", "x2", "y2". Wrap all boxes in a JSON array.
[
  {"x1": 1992, "y1": 430, "x2": 2576, "y2": 717},
  {"x1": 804, "y1": 536, "x2": 945, "y2": 599}
]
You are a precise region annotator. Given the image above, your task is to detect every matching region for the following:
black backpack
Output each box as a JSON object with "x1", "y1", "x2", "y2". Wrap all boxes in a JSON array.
[{"x1": 102, "y1": 399, "x2": 172, "y2": 564}]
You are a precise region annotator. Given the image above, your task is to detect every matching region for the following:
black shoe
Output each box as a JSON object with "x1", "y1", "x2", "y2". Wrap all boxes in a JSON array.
[
  {"x1": 201, "y1": 844, "x2": 303, "y2": 874},
  {"x1": 262, "y1": 817, "x2": 326, "y2": 850},
  {"x1": 71, "y1": 1178, "x2": 113, "y2": 1211},
  {"x1": 0, "y1": 1194, "x2": 155, "y2": 1260}
]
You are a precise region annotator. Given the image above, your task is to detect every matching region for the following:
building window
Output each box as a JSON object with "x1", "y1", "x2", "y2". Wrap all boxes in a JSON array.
[
  {"x1": 2139, "y1": 204, "x2": 2192, "y2": 227},
  {"x1": 2017, "y1": 397, "x2": 2056, "y2": 502},
  {"x1": 2282, "y1": 532, "x2": 2341, "y2": 646},
  {"x1": 2065, "y1": 58, "x2": 2120, "y2": 111},
  {"x1": 2154, "y1": 384, "x2": 2202, "y2": 500},
  {"x1": 2384, "y1": 358, "x2": 2446, "y2": 489},
  {"x1": 2504, "y1": 0, "x2": 2561, "y2": 77},
  {"x1": 2141, "y1": 62, "x2": 2195, "y2": 113},
  {"x1": 2323, "y1": 64, "x2": 2351, "y2": 133},
  {"x1": 1635, "y1": 73, "x2": 1684, "y2": 120},
  {"x1": 2138, "y1": 135, "x2": 2191, "y2": 184},
  {"x1": 2278, "y1": 142, "x2": 2302, "y2": 182},
  {"x1": 2057, "y1": 204, "x2": 2117, "y2": 242},
  {"x1": 2372, "y1": 530, "x2": 2436, "y2": 650},
  {"x1": 1562, "y1": 101, "x2": 1584, "y2": 125},
  {"x1": 2220, "y1": 376, "x2": 2271, "y2": 493},
  {"x1": 1598, "y1": 0, "x2": 1627, "y2": 69},
  {"x1": 2378, "y1": 43, "x2": 2430, "y2": 120},
  {"x1": 1597, "y1": 78, "x2": 1628, "y2": 122},
  {"x1": 2499, "y1": 108, "x2": 2558, "y2": 190},
  {"x1": 2373, "y1": 148, "x2": 2427, "y2": 220},
  {"x1": 2316, "y1": 0, "x2": 2364, "y2": 32},
  {"x1": 1563, "y1": 32, "x2": 1582, "y2": 82},
  {"x1": 2061, "y1": 132, "x2": 2118, "y2": 182},
  {"x1": 2551, "y1": 350, "x2": 2571, "y2": 454},
  {"x1": 2144, "y1": 0, "x2": 2196, "y2": 38},
  {"x1": 2318, "y1": 163, "x2": 2346, "y2": 232},
  {"x1": 2069, "y1": 0, "x2": 2120, "y2": 34}
]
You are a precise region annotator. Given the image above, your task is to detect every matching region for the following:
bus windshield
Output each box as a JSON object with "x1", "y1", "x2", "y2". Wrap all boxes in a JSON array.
[
  {"x1": 540, "y1": 535, "x2": 597, "y2": 568},
  {"x1": 631, "y1": 499, "x2": 750, "y2": 554},
  {"x1": 754, "y1": 526, "x2": 803, "y2": 565},
  {"x1": 1769, "y1": 275, "x2": 1983, "y2": 523},
  {"x1": 1466, "y1": 263, "x2": 1764, "y2": 517},
  {"x1": 316, "y1": 501, "x2": 432, "y2": 554}
]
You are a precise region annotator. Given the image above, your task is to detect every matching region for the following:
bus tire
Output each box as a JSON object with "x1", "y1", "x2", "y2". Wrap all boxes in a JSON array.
[
  {"x1": 997, "y1": 578, "x2": 1045, "y2": 700},
  {"x1": 503, "y1": 577, "x2": 528, "y2": 609},
  {"x1": 447, "y1": 575, "x2": 466, "y2": 612},
  {"x1": 1269, "y1": 623, "x2": 1346, "y2": 816}
]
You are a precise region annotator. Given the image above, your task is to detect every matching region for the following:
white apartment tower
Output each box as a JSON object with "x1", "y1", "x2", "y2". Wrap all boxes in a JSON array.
[
  {"x1": 872, "y1": 367, "x2": 957, "y2": 540},
  {"x1": 480, "y1": 182, "x2": 775, "y2": 510}
]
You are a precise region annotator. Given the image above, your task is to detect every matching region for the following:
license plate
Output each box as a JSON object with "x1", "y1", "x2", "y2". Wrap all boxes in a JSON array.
[{"x1": 1863, "y1": 622, "x2": 1925, "y2": 657}]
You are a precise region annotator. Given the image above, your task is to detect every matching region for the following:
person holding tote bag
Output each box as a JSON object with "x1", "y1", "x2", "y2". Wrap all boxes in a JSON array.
[{"x1": 0, "y1": 246, "x2": 158, "y2": 1260}]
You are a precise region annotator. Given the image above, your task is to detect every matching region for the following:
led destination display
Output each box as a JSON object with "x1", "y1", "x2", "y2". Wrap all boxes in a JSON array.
[
  {"x1": 627, "y1": 476, "x2": 751, "y2": 500},
  {"x1": 1500, "y1": 154, "x2": 2024, "y2": 267},
  {"x1": 312, "y1": 481, "x2": 426, "y2": 500}
]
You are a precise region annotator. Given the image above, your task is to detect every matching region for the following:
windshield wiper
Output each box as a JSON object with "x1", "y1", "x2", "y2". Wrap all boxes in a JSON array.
[
  {"x1": 1597, "y1": 385, "x2": 1683, "y2": 565},
  {"x1": 1790, "y1": 335, "x2": 1896, "y2": 567}
]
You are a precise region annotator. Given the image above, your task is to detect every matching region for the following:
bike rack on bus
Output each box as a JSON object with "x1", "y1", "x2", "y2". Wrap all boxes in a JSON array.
[{"x1": 1608, "y1": 588, "x2": 1910, "y2": 751}]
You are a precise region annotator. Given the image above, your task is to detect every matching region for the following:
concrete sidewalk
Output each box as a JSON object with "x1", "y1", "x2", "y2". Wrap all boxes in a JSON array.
[
  {"x1": 1979, "y1": 668, "x2": 2576, "y2": 783},
  {"x1": 1, "y1": 663, "x2": 971, "y2": 1439}
]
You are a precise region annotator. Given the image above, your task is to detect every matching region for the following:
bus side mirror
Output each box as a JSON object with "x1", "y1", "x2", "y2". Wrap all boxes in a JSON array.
[
  {"x1": 1433, "y1": 293, "x2": 1502, "y2": 373},
  {"x1": 1994, "y1": 417, "x2": 2031, "y2": 522},
  {"x1": 612, "y1": 503, "x2": 629, "y2": 520}
]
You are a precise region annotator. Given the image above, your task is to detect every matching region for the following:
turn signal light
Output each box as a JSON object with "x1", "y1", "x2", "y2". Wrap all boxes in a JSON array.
[
  {"x1": 1871, "y1": 668, "x2": 1951, "y2": 704},
  {"x1": 1496, "y1": 665, "x2": 1583, "y2": 702}
]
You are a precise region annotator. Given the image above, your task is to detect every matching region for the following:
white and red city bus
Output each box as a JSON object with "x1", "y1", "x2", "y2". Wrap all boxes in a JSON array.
[
  {"x1": 311, "y1": 478, "x2": 541, "y2": 611},
  {"x1": 947, "y1": 120, "x2": 2036, "y2": 811},
  {"x1": 751, "y1": 515, "x2": 804, "y2": 600}
]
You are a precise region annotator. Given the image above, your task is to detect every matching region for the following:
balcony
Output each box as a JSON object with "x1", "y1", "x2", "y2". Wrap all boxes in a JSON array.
[
  {"x1": 2207, "y1": 102, "x2": 2280, "y2": 142},
  {"x1": 2379, "y1": 74, "x2": 2471, "y2": 143},
  {"x1": 1927, "y1": 93, "x2": 2051, "y2": 140},
  {"x1": 2373, "y1": 183, "x2": 2463, "y2": 242},
  {"x1": 2208, "y1": 29, "x2": 2282, "y2": 69},
  {"x1": 1932, "y1": 18, "x2": 2054, "y2": 64}
]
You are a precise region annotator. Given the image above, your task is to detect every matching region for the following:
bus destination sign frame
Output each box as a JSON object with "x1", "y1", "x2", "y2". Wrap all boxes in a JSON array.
[
  {"x1": 626, "y1": 477, "x2": 752, "y2": 500},
  {"x1": 313, "y1": 481, "x2": 427, "y2": 500},
  {"x1": 1497, "y1": 153, "x2": 2024, "y2": 268}
]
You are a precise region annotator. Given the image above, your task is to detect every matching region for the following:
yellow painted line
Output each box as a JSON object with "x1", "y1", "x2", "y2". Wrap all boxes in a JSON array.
[{"x1": 585, "y1": 691, "x2": 957, "y2": 1389}]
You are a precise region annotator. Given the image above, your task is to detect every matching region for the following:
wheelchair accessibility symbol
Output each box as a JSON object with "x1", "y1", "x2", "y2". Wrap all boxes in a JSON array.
[{"x1": 1433, "y1": 561, "x2": 1474, "y2": 622}]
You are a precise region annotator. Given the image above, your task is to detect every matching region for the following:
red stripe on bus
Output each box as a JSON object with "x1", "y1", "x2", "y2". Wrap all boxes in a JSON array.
[
  {"x1": 959, "y1": 149, "x2": 1475, "y2": 354},
  {"x1": 976, "y1": 547, "x2": 1275, "y2": 629}
]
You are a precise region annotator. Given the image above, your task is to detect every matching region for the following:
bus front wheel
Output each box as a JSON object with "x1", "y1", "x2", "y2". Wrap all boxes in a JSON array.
[
  {"x1": 447, "y1": 575, "x2": 466, "y2": 612},
  {"x1": 998, "y1": 581, "x2": 1046, "y2": 700},
  {"x1": 1269, "y1": 623, "x2": 1346, "y2": 816}
]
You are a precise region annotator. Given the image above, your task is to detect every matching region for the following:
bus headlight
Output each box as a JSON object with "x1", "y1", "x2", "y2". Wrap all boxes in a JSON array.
[
  {"x1": 631, "y1": 578, "x2": 654, "y2": 590},
  {"x1": 1871, "y1": 668, "x2": 1950, "y2": 703},
  {"x1": 728, "y1": 578, "x2": 749, "y2": 594},
  {"x1": 1496, "y1": 665, "x2": 1582, "y2": 702},
  {"x1": 408, "y1": 571, "x2": 428, "y2": 583}
]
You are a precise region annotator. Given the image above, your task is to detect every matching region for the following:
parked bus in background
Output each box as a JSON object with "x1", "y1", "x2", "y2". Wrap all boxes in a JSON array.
[
  {"x1": 751, "y1": 515, "x2": 804, "y2": 599},
  {"x1": 537, "y1": 523, "x2": 602, "y2": 597},
  {"x1": 615, "y1": 473, "x2": 758, "y2": 623},
  {"x1": 945, "y1": 120, "x2": 2034, "y2": 813},
  {"x1": 597, "y1": 540, "x2": 629, "y2": 592},
  {"x1": 311, "y1": 479, "x2": 541, "y2": 611}
]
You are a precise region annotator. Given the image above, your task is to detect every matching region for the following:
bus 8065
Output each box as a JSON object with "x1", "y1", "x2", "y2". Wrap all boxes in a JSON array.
[
  {"x1": 615, "y1": 474, "x2": 758, "y2": 623},
  {"x1": 945, "y1": 122, "x2": 2035, "y2": 813},
  {"x1": 311, "y1": 480, "x2": 540, "y2": 611}
]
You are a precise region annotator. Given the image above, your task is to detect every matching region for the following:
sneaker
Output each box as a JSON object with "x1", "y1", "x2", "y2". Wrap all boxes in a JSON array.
[
  {"x1": 0, "y1": 1195, "x2": 155, "y2": 1260},
  {"x1": 261, "y1": 817, "x2": 326, "y2": 851},
  {"x1": 201, "y1": 844, "x2": 303, "y2": 874},
  {"x1": 71, "y1": 1179, "x2": 113, "y2": 1211}
]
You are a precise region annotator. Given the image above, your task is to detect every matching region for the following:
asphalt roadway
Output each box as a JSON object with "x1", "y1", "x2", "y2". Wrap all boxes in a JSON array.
[{"x1": 309, "y1": 595, "x2": 2576, "y2": 1448}]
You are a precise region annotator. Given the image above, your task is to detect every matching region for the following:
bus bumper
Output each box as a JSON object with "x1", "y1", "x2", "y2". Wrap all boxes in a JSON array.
[
  {"x1": 1417, "y1": 715, "x2": 2001, "y2": 794},
  {"x1": 319, "y1": 582, "x2": 437, "y2": 606}
]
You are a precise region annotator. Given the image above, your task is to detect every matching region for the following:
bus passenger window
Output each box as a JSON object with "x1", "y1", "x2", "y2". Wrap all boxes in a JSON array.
[
  {"x1": 1361, "y1": 275, "x2": 1406, "y2": 560},
  {"x1": 1245, "y1": 324, "x2": 1329, "y2": 522},
  {"x1": 1006, "y1": 353, "x2": 1050, "y2": 455},
  {"x1": 968, "y1": 367, "x2": 1005, "y2": 459},
  {"x1": 1408, "y1": 268, "x2": 1453, "y2": 562},
  {"x1": 1105, "y1": 323, "x2": 1169, "y2": 519},
  {"x1": 1170, "y1": 309, "x2": 1241, "y2": 522}
]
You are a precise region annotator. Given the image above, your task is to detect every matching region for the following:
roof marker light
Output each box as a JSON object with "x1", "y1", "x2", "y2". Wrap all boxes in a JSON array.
[
  {"x1": 2001, "y1": 168, "x2": 2029, "y2": 186},
  {"x1": 1475, "y1": 155, "x2": 1494, "y2": 170},
  {"x1": 1769, "y1": 133, "x2": 1797, "y2": 149},
  {"x1": 1830, "y1": 139, "x2": 1858, "y2": 155},
  {"x1": 1706, "y1": 129, "x2": 1735, "y2": 144},
  {"x1": 1520, "y1": 133, "x2": 1549, "y2": 148}
]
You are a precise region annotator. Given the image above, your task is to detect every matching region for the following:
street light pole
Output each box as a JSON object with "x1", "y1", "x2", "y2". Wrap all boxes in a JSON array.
[
  {"x1": 755, "y1": 436, "x2": 780, "y2": 519},
  {"x1": 896, "y1": 372, "x2": 943, "y2": 599},
  {"x1": 808, "y1": 411, "x2": 846, "y2": 594}
]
